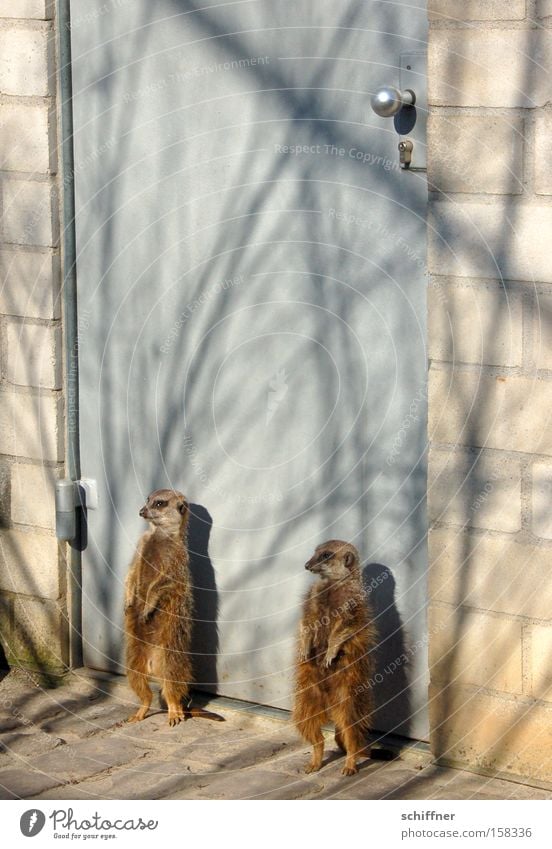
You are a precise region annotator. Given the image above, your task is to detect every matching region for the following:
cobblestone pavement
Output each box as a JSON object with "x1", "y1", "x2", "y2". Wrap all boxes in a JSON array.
[{"x1": 0, "y1": 669, "x2": 550, "y2": 801}]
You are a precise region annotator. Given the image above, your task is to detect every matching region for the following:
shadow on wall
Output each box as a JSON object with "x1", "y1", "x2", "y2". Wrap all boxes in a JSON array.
[
  {"x1": 188, "y1": 503, "x2": 219, "y2": 691},
  {"x1": 362, "y1": 563, "x2": 411, "y2": 740},
  {"x1": 0, "y1": 531, "x2": 67, "y2": 688},
  {"x1": 0, "y1": 640, "x2": 8, "y2": 682}
]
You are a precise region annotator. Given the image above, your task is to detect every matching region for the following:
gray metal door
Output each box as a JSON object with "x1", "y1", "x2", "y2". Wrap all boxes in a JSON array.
[{"x1": 70, "y1": 0, "x2": 429, "y2": 740}]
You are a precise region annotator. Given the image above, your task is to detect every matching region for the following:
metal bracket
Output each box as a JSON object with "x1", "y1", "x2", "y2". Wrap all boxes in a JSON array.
[
  {"x1": 76, "y1": 478, "x2": 99, "y2": 510},
  {"x1": 55, "y1": 478, "x2": 98, "y2": 541},
  {"x1": 394, "y1": 51, "x2": 427, "y2": 171}
]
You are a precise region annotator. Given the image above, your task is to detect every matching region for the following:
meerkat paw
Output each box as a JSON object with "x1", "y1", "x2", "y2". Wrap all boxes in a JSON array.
[
  {"x1": 167, "y1": 707, "x2": 185, "y2": 726},
  {"x1": 127, "y1": 710, "x2": 147, "y2": 723},
  {"x1": 341, "y1": 764, "x2": 359, "y2": 776},
  {"x1": 304, "y1": 761, "x2": 322, "y2": 774},
  {"x1": 140, "y1": 609, "x2": 154, "y2": 624}
]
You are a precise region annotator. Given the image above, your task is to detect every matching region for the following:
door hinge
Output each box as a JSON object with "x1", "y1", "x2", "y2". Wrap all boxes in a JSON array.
[{"x1": 55, "y1": 479, "x2": 98, "y2": 541}]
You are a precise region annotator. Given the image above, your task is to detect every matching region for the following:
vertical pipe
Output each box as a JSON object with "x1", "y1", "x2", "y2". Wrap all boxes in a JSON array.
[{"x1": 56, "y1": 0, "x2": 83, "y2": 668}]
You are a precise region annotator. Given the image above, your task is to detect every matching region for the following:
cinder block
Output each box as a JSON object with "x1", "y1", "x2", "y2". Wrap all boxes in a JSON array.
[
  {"x1": 429, "y1": 30, "x2": 550, "y2": 108},
  {"x1": 0, "y1": 527, "x2": 59, "y2": 597},
  {"x1": 429, "y1": 1, "x2": 526, "y2": 20},
  {"x1": 428, "y1": 282, "x2": 523, "y2": 366},
  {"x1": 534, "y1": 110, "x2": 552, "y2": 195},
  {"x1": 428, "y1": 114, "x2": 524, "y2": 195},
  {"x1": 538, "y1": 1, "x2": 552, "y2": 18},
  {"x1": 0, "y1": 389, "x2": 63, "y2": 461},
  {"x1": 531, "y1": 625, "x2": 552, "y2": 700},
  {"x1": 429, "y1": 528, "x2": 552, "y2": 620},
  {"x1": 428, "y1": 201, "x2": 552, "y2": 284},
  {"x1": 1, "y1": 179, "x2": 58, "y2": 247},
  {"x1": 531, "y1": 462, "x2": 552, "y2": 539},
  {"x1": 0, "y1": 1, "x2": 51, "y2": 17},
  {"x1": 429, "y1": 368, "x2": 552, "y2": 455},
  {"x1": 429, "y1": 605, "x2": 523, "y2": 693},
  {"x1": 0, "y1": 103, "x2": 51, "y2": 172},
  {"x1": 534, "y1": 292, "x2": 552, "y2": 370},
  {"x1": 0, "y1": 27, "x2": 51, "y2": 97},
  {"x1": 0, "y1": 456, "x2": 10, "y2": 527},
  {"x1": 10, "y1": 463, "x2": 55, "y2": 530},
  {"x1": 428, "y1": 448, "x2": 521, "y2": 532},
  {"x1": 0, "y1": 250, "x2": 60, "y2": 319},
  {"x1": 429, "y1": 683, "x2": 552, "y2": 780},
  {"x1": 6, "y1": 321, "x2": 61, "y2": 389},
  {"x1": 11, "y1": 594, "x2": 67, "y2": 672}
]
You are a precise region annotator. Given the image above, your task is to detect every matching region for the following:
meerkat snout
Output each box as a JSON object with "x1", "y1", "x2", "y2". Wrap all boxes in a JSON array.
[
  {"x1": 305, "y1": 543, "x2": 356, "y2": 577},
  {"x1": 138, "y1": 491, "x2": 189, "y2": 525}
]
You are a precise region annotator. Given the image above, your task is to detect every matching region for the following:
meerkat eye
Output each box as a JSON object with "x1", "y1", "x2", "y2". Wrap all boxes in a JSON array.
[
  {"x1": 153, "y1": 500, "x2": 167, "y2": 509},
  {"x1": 320, "y1": 551, "x2": 332, "y2": 561}
]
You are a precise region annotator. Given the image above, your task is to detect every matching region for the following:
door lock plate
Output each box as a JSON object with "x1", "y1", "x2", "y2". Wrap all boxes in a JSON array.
[
  {"x1": 395, "y1": 52, "x2": 427, "y2": 171},
  {"x1": 398, "y1": 138, "x2": 413, "y2": 169}
]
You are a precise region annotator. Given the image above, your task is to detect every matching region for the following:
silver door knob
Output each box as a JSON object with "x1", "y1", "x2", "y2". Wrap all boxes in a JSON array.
[{"x1": 371, "y1": 85, "x2": 416, "y2": 118}]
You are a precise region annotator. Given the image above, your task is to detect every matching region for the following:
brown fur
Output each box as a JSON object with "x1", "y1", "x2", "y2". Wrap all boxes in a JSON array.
[
  {"x1": 124, "y1": 489, "x2": 223, "y2": 725},
  {"x1": 292, "y1": 540, "x2": 377, "y2": 775}
]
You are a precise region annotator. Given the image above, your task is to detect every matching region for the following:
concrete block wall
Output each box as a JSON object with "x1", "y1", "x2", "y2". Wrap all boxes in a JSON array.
[
  {"x1": 0, "y1": 0, "x2": 549, "y2": 786},
  {"x1": 427, "y1": 1, "x2": 552, "y2": 781},
  {"x1": 0, "y1": 0, "x2": 68, "y2": 678}
]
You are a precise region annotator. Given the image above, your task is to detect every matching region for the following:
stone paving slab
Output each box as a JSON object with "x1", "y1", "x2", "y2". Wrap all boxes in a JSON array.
[
  {"x1": 29, "y1": 737, "x2": 151, "y2": 784},
  {"x1": 172, "y1": 768, "x2": 323, "y2": 800},
  {"x1": 381, "y1": 765, "x2": 552, "y2": 801},
  {"x1": 0, "y1": 727, "x2": 66, "y2": 758},
  {"x1": 40, "y1": 701, "x2": 132, "y2": 739},
  {"x1": 1, "y1": 670, "x2": 551, "y2": 801},
  {"x1": 36, "y1": 758, "x2": 206, "y2": 801},
  {"x1": 0, "y1": 767, "x2": 65, "y2": 800}
]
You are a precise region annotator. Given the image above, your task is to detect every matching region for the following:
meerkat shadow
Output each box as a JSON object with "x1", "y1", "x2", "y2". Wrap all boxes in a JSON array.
[
  {"x1": 187, "y1": 503, "x2": 219, "y2": 695},
  {"x1": 362, "y1": 563, "x2": 412, "y2": 743}
]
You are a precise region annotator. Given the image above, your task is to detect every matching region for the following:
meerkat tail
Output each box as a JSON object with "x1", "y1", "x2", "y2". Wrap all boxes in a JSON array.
[{"x1": 184, "y1": 707, "x2": 225, "y2": 722}]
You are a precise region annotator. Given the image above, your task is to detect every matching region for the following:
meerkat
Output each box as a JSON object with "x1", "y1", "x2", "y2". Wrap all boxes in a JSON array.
[
  {"x1": 293, "y1": 540, "x2": 377, "y2": 775},
  {"x1": 124, "y1": 489, "x2": 223, "y2": 725}
]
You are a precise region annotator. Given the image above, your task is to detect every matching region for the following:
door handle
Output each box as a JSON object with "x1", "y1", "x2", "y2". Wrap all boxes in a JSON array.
[
  {"x1": 371, "y1": 85, "x2": 416, "y2": 118},
  {"x1": 370, "y1": 52, "x2": 427, "y2": 171}
]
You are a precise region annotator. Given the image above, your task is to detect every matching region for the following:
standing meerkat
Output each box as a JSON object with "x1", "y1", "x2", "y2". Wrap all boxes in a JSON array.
[
  {"x1": 293, "y1": 540, "x2": 377, "y2": 775},
  {"x1": 124, "y1": 488, "x2": 222, "y2": 725}
]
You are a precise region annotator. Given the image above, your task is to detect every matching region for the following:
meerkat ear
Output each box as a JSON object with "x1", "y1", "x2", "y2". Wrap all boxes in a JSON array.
[
  {"x1": 177, "y1": 501, "x2": 188, "y2": 515},
  {"x1": 344, "y1": 551, "x2": 355, "y2": 568}
]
